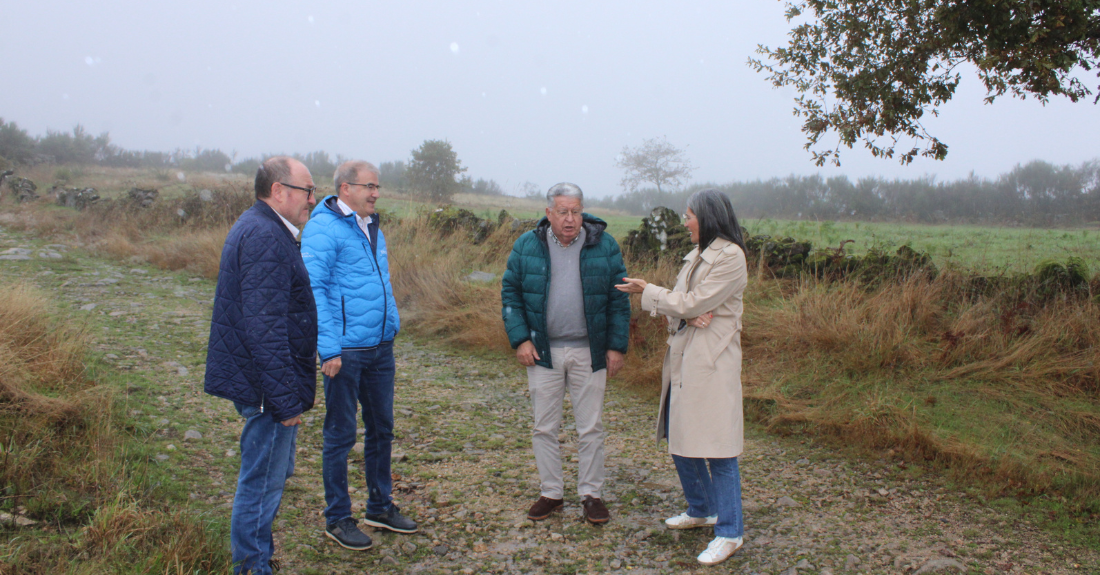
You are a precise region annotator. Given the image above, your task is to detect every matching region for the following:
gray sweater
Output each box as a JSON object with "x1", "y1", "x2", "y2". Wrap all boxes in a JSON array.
[{"x1": 545, "y1": 227, "x2": 589, "y2": 348}]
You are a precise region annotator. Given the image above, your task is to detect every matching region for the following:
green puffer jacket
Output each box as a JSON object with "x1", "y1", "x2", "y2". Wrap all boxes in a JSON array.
[{"x1": 501, "y1": 214, "x2": 631, "y2": 371}]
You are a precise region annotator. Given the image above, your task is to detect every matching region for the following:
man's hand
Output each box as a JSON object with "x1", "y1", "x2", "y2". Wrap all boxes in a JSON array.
[
  {"x1": 321, "y1": 357, "x2": 342, "y2": 377},
  {"x1": 281, "y1": 415, "x2": 302, "y2": 427},
  {"x1": 686, "y1": 312, "x2": 713, "y2": 329},
  {"x1": 606, "y1": 350, "x2": 625, "y2": 378},
  {"x1": 516, "y1": 340, "x2": 541, "y2": 367}
]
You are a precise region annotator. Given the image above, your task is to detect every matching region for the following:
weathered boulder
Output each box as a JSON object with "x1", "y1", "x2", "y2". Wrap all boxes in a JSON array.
[
  {"x1": 623, "y1": 207, "x2": 693, "y2": 261},
  {"x1": 7, "y1": 177, "x2": 38, "y2": 203},
  {"x1": 429, "y1": 206, "x2": 495, "y2": 243},
  {"x1": 128, "y1": 187, "x2": 159, "y2": 207},
  {"x1": 497, "y1": 209, "x2": 538, "y2": 233},
  {"x1": 55, "y1": 186, "x2": 100, "y2": 210},
  {"x1": 0, "y1": 169, "x2": 13, "y2": 194}
]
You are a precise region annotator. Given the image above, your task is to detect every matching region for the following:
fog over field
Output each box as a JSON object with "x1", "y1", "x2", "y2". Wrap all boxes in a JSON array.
[{"x1": 2, "y1": 0, "x2": 1098, "y2": 197}]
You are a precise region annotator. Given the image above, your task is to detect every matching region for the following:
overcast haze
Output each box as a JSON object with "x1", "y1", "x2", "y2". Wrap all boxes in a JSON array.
[{"x1": 2, "y1": 1, "x2": 1098, "y2": 197}]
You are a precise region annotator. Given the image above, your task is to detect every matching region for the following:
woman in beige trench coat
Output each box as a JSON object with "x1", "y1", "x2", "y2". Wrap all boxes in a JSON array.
[{"x1": 616, "y1": 189, "x2": 749, "y2": 566}]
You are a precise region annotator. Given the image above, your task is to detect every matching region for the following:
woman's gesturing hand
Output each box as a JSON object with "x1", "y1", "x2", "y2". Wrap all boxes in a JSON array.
[
  {"x1": 686, "y1": 312, "x2": 713, "y2": 329},
  {"x1": 615, "y1": 277, "x2": 648, "y2": 293}
]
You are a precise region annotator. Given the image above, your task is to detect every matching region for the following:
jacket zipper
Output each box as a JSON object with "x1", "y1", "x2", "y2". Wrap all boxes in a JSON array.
[
  {"x1": 341, "y1": 296, "x2": 346, "y2": 336},
  {"x1": 365, "y1": 242, "x2": 388, "y2": 344}
]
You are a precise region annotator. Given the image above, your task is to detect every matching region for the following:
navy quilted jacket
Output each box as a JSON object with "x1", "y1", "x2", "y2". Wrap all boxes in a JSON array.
[
  {"x1": 501, "y1": 214, "x2": 631, "y2": 371},
  {"x1": 204, "y1": 201, "x2": 318, "y2": 422},
  {"x1": 300, "y1": 196, "x2": 400, "y2": 363}
]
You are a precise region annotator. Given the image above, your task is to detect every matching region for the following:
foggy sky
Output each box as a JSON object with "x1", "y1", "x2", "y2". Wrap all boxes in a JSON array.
[{"x1": 2, "y1": 0, "x2": 1098, "y2": 198}]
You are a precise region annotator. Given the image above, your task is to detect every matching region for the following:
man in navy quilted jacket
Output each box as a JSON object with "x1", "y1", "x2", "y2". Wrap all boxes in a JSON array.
[
  {"x1": 205, "y1": 156, "x2": 318, "y2": 575},
  {"x1": 301, "y1": 160, "x2": 415, "y2": 551}
]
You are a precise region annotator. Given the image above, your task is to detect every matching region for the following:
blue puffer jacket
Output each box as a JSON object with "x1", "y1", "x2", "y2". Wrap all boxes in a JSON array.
[
  {"x1": 300, "y1": 196, "x2": 400, "y2": 363},
  {"x1": 204, "y1": 201, "x2": 318, "y2": 422}
]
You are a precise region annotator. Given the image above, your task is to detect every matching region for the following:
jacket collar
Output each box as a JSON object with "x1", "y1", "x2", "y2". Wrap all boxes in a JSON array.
[
  {"x1": 682, "y1": 237, "x2": 733, "y2": 264},
  {"x1": 253, "y1": 200, "x2": 299, "y2": 243},
  {"x1": 534, "y1": 213, "x2": 606, "y2": 247},
  {"x1": 316, "y1": 195, "x2": 381, "y2": 229}
]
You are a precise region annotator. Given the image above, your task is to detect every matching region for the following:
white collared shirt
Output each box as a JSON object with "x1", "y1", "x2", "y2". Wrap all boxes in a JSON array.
[
  {"x1": 336, "y1": 198, "x2": 372, "y2": 244},
  {"x1": 274, "y1": 211, "x2": 300, "y2": 239}
]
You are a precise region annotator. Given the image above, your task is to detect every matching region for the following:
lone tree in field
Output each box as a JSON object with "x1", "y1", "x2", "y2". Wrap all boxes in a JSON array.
[
  {"x1": 615, "y1": 136, "x2": 696, "y2": 193},
  {"x1": 750, "y1": 0, "x2": 1100, "y2": 166},
  {"x1": 407, "y1": 139, "x2": 467, "y2": 203}
]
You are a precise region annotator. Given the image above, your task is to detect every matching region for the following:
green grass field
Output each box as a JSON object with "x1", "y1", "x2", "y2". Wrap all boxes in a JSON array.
[
  {"x1": 379, "y1": 192, "x2": 1100, "y2": 275},
  {"x1": 18, "y1": 162, "x2": 1099, "y2": 275},
  {"x1": 742, "y1": 218, "x2": 1100, "y2": 274}
]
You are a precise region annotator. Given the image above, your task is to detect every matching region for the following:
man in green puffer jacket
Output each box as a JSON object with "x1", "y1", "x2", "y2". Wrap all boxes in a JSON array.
[{"x1": 501, "y1": 182, "x2": 631, "y2": 525}]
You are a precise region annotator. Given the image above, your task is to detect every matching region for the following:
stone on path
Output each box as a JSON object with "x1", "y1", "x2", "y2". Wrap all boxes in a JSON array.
[
  {"x1": 777, "y1": 496, "x2": 800, "y2": 507},
  {"x1": 37, "y1": 251, "x2": 62, "y2": 259},
  {"x1": 80, "y1": 303, "x2": 97, "y2": 311},
  {"x1": 184, "y1": 430, "x2": 203, "y2": 441},
  {"x1": 913, "y1": 558, "x2": 966, "y2": 574},
  {"x1": 0, "y1": 254, "x2": 30, "y2": 260},
  {"x1": 177, "y1": 366, "x2": 189, "y2": 376},
  {"x1": 155, "y1": 454, "x2": 169, "y2": 461},
  {"x1": 845, "y1": 554, "x2": 861, "y2": 570}
]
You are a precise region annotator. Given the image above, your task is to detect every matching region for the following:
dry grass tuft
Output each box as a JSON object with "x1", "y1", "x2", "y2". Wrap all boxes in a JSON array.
[
  {"x1": 77, "y1": 496, "x2": 229, "y2": 573},
  {"x1": 386, "y1": 212, "x2": 517, "y2": 350},
  {"x1": 0, "y1": 282, "x2": 118, "y2": 523}
]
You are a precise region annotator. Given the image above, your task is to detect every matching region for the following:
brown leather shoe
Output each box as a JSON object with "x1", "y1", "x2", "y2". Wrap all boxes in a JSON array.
[
  {"x1": 582, "y1": 495, "x2": 610, "y2": 524},
  {"x1": 527, "y1": 496, "x2": 564, "y2": 521}
]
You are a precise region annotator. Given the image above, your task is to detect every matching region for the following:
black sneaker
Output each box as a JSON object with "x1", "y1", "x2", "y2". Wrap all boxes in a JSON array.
[
  {"x1": 324, "y1": 517, "x2": 373, "y2": 550},
  {"x1": 363, "y1": 504, "x2": 418, "y2": 534}
]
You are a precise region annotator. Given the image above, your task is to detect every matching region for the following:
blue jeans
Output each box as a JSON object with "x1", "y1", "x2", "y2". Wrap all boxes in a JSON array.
[
  {"x1": 663, "y1": 397, "x2": 744, "y2": 538},
  {"x1": 671, "y1": 455, "x2": 744, "y2": 538},
  {"x1": 322, "y1": 343, "x2": 396, "y2": 520},
  {"x1": 230, "y1": 402, "x2": 298, "y2": 575}
]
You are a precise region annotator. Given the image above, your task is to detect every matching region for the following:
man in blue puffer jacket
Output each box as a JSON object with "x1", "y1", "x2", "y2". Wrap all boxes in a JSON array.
[
  {"x1": 205, "y1": 156, "x2": 317, "y2": 575},
  {"x1": 300, "y1": 160, "x2": 414, "y2": 552}
]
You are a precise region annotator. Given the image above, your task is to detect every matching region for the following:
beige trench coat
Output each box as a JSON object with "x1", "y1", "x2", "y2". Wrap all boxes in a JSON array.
[{"x1": 640, "y1": 237, "x2": 747, "y2": 459}]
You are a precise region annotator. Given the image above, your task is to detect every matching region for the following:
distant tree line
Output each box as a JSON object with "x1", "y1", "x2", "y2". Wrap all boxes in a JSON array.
[
  {"x1": 0, "y1": 119, "x2": 506, "y2": 201},
  {"x1": 591, "y1": 160, "x2": 1100, "y2": 225}
]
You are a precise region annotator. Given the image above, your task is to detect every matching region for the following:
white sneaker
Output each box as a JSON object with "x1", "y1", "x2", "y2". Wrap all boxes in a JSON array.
[
  {"x1": 664, "y1": 512, "x2": 718, "y2": 529},
  {"x1": 697, "y1": 535, "x2": 743, "y2": 565}
]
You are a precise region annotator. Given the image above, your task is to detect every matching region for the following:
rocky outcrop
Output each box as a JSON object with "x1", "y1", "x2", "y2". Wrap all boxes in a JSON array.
[{"x1": 54, "y1": 186, "x2": 100, "y2": 210}]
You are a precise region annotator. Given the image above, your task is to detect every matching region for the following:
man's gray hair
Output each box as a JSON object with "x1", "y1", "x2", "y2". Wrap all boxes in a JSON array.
[
  {"x1": 546, "y1": 182, "x2": 583, "y2": 207},
  {"x1": 334, "y1": 160, "x2": 380, "y2": 194}
]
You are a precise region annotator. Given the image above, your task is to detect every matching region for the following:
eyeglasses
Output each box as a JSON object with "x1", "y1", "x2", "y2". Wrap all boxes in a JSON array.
[
  {"x1": 279, "y1": 182, "x2": 316, "y2": 199},
  {"x1": 346, "y1": 182, "x2": 382, "y2": 192},
  {"x1": 553, "y1": 209, "x2": 582, "y2": 218}
]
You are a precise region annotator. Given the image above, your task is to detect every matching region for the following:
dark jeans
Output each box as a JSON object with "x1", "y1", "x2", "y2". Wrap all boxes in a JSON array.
[
  {"x1": 664, "y1": 395, "x2": 744, "y2": 538},
  {"x1": 322, "y1": 342, "x2": 396, "y2": 520},
  {"x1": 230, "y1": 402, "x2": 297, "y2": 575}
]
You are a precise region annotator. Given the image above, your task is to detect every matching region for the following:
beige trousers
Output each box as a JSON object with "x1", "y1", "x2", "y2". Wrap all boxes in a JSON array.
[{"x1": 526, "y1": 346, "x2": 607, "y2": 499}]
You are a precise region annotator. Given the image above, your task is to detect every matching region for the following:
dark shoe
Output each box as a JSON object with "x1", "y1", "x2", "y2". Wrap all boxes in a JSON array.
[
  {"x1": 268, "y1": 557, "x2": 281, "y2": 573},
  {"x1": 582, "y1": 495, "x2": 610, "y2": 524},
  {"x1": 363, "y1": 504, "x2": 419, "y2": 534},
  {"x1": 325, "y1": 517, "x2": 374, "y2": 550},
  {"x1": 527, "y1": 496, "x2": 564, "y2": 521}
]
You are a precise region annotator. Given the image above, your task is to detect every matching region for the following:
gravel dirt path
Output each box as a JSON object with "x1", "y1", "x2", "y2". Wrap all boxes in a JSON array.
[{"x1": 2, "y1": 226, "x2": 1097, "y2": 575}]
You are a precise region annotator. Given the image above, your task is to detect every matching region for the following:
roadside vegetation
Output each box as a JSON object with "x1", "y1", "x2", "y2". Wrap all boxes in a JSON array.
[
  {"x1": 1, "y1": 163, "x2": 1099, "y2": 569},
  {"x1": 0, "y1": 281, "x2": 227, "y2": 574}
]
